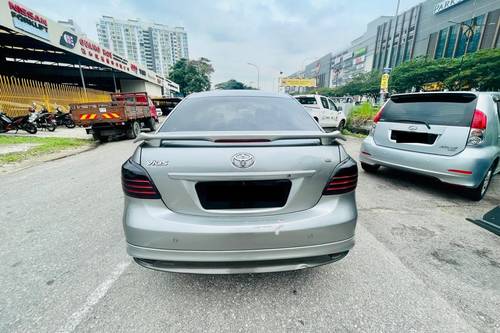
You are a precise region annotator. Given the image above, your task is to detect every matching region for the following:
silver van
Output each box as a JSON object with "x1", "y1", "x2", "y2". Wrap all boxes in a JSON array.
[{"x1": 360, "y1": 92, "x2": 500, "y2": 200}]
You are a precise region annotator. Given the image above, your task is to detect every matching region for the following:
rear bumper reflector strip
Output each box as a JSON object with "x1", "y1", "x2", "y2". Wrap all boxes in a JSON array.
[{"x1": 448, "y1": 169, "x2": 473, "y2": 175}]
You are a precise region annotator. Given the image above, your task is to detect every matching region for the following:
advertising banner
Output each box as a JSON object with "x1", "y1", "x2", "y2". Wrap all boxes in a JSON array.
[
  {"x1": 280, "y1": 78, "x2": 317, "y2": 87},
  {"x1": 380, "y1": 73, "x2": 390, "y2": 92}
]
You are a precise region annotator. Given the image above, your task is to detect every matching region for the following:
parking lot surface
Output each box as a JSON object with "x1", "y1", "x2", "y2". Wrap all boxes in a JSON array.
[{"x1": 0, "y1": 137, "x2": 498, "y2": 332}]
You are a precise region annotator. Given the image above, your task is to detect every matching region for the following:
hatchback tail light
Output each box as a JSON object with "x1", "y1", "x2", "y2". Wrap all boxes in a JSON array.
[
  {"x1": 121, "y1": 159, "x2": 161, "y2": 199},
  {"x1": 467, "y1": 109, "x2": 487, "y2": 146},
  {"x1": 323, "y1": 158, "x2": 358, "y2": 195},
  {"x1": 373, "y1": 107, "x2": 384, "y2": 123}
]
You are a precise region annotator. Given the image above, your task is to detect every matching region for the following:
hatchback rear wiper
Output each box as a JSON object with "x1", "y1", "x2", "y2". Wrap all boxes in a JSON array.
[{"x1": 388, "y1": 119, "x2": 431, "y2": 129}]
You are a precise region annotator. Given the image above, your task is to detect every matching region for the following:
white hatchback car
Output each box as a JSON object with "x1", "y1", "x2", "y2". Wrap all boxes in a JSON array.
[{"x1": 295, "y1": 95, "x2": 346, "y2": 130}]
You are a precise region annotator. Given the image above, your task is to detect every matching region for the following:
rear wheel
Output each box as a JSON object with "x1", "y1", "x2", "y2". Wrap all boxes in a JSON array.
[
  {"x1": 465, "y1": 164, "x2": 495, "y2": 201},
  {"x1": 361, "y1": 162, "x2": 380, "y2": 173},
  {"x1": 47, "y1": 122, "x2": 56, "y2": 132},
  {"x1": 146, "y1": 117, "x2": 157, "y2": 132},
  {"x1": 92, "y1": 130, "x2": 108, "y2": 143},
  {"x1": 126, "y1": 121, "x2": 141, "y2": 139},
  {"x1": 64, "y1": 118, "x2": 76, "y2": 128},
  {"x1": 23, "y1": 122, "x2": 37, "y2": 134}
]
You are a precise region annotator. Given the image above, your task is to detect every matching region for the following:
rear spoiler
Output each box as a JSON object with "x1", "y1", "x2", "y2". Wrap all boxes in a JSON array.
[{"x1": 134, "y1": 131, "x2": 346, "y2": 144}]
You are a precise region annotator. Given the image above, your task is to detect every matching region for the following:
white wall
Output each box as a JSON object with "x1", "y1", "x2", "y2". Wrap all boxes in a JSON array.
[{"x1": 120, "y1": 80, "x2": 162, "y2": 97}]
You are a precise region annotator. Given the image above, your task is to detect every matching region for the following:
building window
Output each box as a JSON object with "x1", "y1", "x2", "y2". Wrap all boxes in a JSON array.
[
  {"x1": 481, "y1": 9, "x2": 500, "y2": 49},
  {"x1": 466, "y1": 15, "x2": 485, "y2": 53},
  {"x1": 435, "y1": 28, "x2": 448, "y2": 59},
  {"x1": 454, "y1": 20, "x2": 472, "y2": 58},
  {"x1": 427, "y1": 32, "x2": 438, "y2": 58},
  {"x1": 445, "y1": 25, "x2": 458, "y2": 57}
]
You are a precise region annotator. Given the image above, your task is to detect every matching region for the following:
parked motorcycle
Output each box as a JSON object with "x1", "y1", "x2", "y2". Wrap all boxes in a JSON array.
[
  {"x1": 54, "y1": 106, "x2": 75, "y2": 128},
  {"x1": 29, "y1": 104, "x2": 56, "y2": 132},
  {"x1": 0, "y1": 111, "x2": 37, "y2": 134}
]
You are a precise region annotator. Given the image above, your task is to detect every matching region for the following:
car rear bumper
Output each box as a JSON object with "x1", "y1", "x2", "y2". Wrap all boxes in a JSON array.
[
  {"x1": 123, "y1": 194, "x2": 357, "y2": 273},
  {"x1": 359, "y1": 136, "x2": 493, "y2": 188}
]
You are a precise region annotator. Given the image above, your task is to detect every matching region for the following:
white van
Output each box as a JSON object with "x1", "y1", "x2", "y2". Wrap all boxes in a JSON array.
[{"x1": 295, "y1": 94, "x2": 346, "y2": 130}]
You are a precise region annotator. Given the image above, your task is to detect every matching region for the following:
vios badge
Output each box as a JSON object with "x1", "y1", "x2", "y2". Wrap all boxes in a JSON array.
[{"x1": 231, "y1": 153, "x2": 255, "y2": 169}]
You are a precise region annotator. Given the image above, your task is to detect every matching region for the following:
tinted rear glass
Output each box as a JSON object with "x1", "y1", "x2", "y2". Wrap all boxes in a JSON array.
[
  {"x1": 381, "y1": 94, "x2": 477, "y2": 127},
  {"x1": 160, "y1": 96, "x2": 319, "y2": 132},
  {"x1": 295, "y1": 97, "x2": 317, "y2": 105}
]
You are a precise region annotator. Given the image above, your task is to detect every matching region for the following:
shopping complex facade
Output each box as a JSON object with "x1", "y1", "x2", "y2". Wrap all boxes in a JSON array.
[{"x1": 287, "y1": 0, "x2": 500, "y2": 91}]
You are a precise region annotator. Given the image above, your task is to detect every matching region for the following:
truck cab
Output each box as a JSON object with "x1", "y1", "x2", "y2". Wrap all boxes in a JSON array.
[{"x1": 295, "y1": 94, "x2": 346, "y2": 130}]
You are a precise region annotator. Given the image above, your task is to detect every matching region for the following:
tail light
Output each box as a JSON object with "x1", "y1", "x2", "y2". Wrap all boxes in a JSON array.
[
  {"x1": 373, "y1": 107, "x2": 384, "y2": 123},
  {"x1": 323, "y1": 158, "x2": 358, "y2": 195},
  {"x1": 467, "y1": 109, "x2": 487, "y2": 146},
  {"x1": 121, "y1": 159, "x2": 161, "y2": 199},
  {"x1": 370, "y1": 107, "x2": 384, "y2": 136}
]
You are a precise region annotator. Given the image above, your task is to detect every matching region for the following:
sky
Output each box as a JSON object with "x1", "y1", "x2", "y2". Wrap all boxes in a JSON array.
[{"x1": 22, "y1": 0, "x2": 422, "y2": 92}]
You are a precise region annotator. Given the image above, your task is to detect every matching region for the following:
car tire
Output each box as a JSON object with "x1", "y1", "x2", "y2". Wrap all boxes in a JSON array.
[
  {"x1": 361, "y1": 162, "x2": 380, "y2": 173},
  {"x1": 465, "y1": 163, "x2": 496, "y2": 201},
  {"x1": 337, "y1": 120, "x2": 345, "y2": 131},
  {"x1": 126, "y1": 121, "x2": 141, "y2": 139}
]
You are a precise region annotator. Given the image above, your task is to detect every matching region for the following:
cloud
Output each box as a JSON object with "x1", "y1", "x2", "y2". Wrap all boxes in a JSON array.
[{"x1": 21, "y1": 0, "x2": 423, "y2": 91}]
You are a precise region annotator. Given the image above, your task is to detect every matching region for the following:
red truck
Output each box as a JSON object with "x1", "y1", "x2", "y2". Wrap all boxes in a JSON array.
[{"x1": 70, "y1": 92, "x2": 158, "y2": 142}]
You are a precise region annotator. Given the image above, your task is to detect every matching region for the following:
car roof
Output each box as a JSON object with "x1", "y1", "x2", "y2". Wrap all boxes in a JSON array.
[
  {"x1": 294, "y1": 94, "x2": 329, "y2": 98},
  {"x1": 188, "y1": 90, "x2": 291, "y2": 99}
]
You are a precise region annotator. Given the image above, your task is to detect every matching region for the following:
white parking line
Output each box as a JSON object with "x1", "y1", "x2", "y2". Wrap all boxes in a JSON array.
[{"x1": 56, "y1": 261, "x2": 130, "y2": 333}]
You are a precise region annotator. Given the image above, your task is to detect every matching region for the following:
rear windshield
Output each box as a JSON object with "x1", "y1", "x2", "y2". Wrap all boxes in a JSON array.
[
  {"x1": 160, "y1": 96, "x2": 319, "y2": 132},
  {"x1": 381, "y1": 93, "x2": 477, "y2": 127},
  {"x1": 295, "y1": 97, "x2": 317, "y2": 105}
]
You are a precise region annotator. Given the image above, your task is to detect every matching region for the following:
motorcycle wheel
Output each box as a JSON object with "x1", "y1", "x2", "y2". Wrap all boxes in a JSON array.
[
  {"x1": 47, "y1": 123, "x2": 56, "y2": 132},
  {"x1": 64, "y1": 119, "x2": 76, "y2": 128},
  {"x1": 23, "y1": 123, "x2": 37, "y2": 134}
]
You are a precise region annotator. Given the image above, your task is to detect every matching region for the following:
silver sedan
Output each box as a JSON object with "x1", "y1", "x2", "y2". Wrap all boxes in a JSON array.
[{"x1": 122, "y1": 90, "x2": 358, "y2": 274}]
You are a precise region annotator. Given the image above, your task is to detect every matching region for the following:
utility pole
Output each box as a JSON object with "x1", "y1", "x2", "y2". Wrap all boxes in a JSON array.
[{"x1": 247, "y1": 63, "x2": 260, "y2": 89}]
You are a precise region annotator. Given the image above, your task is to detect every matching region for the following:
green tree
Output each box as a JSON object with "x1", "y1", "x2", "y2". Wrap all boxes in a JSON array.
[
  {"x1": 215, "y1": 79, "x2": 254, "y2": 90},
  {"x1": 169, "y1": 57, "x2": 214, "y2": 96},
  {"x1": 444, "y1": 48, "x2": 500, "y2": 91}
]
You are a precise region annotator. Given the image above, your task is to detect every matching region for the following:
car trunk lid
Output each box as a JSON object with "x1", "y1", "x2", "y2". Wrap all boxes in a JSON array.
[
  {"x1": 139, "y1": 134, "x2": 342, "y2": 216},
  {"x1": 373, "y1": 93, "x2": 477, "y2": 156}
]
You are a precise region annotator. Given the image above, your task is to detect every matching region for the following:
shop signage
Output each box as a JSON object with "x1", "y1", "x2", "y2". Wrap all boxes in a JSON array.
[
  {"x1": 280, "y1": 78, "x2": 317, "y2": 87},
  {"x1": 433, "y1": 0, "x2": 469, "y2": 15},
  {"x1": 353, "y1": 47, "x2": 367, "y2": 57},
  {"x1": 59, "y1": 31, "x2": 77, "y2": 49},
  {"x1": 8, "y1": 1, "x2": 48, "y2": 40}
]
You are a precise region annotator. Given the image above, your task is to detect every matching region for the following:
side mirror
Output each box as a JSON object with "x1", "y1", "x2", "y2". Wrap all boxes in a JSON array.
[{"x1": 337, "y1": 106, "x2": 343, "y2": 111}]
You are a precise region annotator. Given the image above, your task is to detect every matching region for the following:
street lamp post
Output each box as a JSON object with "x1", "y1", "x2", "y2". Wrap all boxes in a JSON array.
[
  {"x1": 448, "y1": 20, "x2": 479, "y2": 89},
  {"x1": 247, "y1": 63, "x2": 260, "y2": 89}
]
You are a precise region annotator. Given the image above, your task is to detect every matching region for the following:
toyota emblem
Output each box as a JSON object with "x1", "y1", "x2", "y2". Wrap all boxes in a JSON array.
[
  {"x1": 408, "y1": 125, "x2": 418, "y2": 131},
  {"x1": 231, "y1": 153, "x2": 255, "y2": 169}
]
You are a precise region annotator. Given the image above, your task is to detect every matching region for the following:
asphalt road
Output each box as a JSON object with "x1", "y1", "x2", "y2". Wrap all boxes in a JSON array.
[{"x1": 0, "y1": 137, "x2": 499, "y2": 333}]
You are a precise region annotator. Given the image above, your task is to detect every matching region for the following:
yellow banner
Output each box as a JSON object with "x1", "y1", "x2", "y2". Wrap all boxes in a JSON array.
[
  {"x1": 380, "y1": 74, "x2": 390, "y2": 91},
  {"x1": 422, "y1": 82, "x2": 444, "y2": 91},
  {"x1": 280, "y1": 78, "x2": 316, "y2": 87}
]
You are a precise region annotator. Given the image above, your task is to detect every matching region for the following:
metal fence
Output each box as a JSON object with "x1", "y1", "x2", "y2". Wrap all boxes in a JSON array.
[{"x1": 0, "y1": 75, "x2": 111, "y2": 117}]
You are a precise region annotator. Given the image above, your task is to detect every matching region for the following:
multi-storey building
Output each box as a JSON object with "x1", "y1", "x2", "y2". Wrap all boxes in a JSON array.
[
  {"x1": 291, "y1": 0, "x2": 499, "y2": 89},
  {"x1": 96, "y1": 16, "x2": 189, "y2": 78}
]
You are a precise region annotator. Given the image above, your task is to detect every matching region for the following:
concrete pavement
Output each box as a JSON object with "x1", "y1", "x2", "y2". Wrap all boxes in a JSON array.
[{"x1": 0, "y1": 137, "x2": 498, "y2": 332}]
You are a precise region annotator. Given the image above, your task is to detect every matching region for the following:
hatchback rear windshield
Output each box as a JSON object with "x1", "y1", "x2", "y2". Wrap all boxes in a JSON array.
[
  {"x1": 160, "y1": 96, "x2": 319, "y2": 132},
  {"x1": 295, "y1": 97, "x2": 317, "y2": 105},
  {"x1": 381, "y1": 93, "x2": 477, "y2": 127}
]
